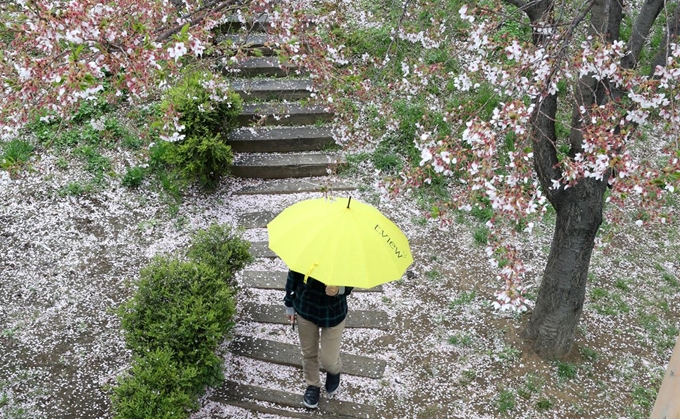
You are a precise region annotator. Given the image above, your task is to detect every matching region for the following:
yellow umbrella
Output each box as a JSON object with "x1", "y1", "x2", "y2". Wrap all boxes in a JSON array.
[{"x1": 267, "y1": 196, "x2": 413, "y2": 288}]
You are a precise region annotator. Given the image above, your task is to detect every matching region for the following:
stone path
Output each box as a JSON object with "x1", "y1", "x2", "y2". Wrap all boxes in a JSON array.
[
  {"x1": 209, "y1": 12, "x2": 388, "y2": 418},
  {"x1": 210, "y1": 382, "x2": 376, "y2": 418}
]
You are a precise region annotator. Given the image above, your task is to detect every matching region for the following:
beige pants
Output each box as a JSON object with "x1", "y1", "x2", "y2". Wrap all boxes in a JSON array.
[{"x1": 296, "y1": 316, "x2": 346, "y2": 387}]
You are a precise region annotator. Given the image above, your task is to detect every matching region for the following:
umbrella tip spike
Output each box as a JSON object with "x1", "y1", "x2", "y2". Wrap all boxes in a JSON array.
[{"x1": 347, "y1": 196, "x2": 351, "y2": 209}]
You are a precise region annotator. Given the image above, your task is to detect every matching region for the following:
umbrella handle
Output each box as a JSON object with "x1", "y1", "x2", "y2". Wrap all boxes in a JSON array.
[{"x1": 303, "y1": 263, "x2": 319, "y2": 284}]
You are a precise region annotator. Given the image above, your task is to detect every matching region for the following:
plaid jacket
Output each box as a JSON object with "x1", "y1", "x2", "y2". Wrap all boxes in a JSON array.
[{"x1": 284, "y1": 270, "x2": 353, "y2": 328}]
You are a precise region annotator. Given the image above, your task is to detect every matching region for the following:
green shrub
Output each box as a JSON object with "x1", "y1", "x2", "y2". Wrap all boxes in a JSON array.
[
  {"x1": 160, "y1": 71, "x2": 242, "y2": 139},
  {"x1": 164, "y1": 134, "x2": 233, "y2": 191},
  {"x1": 186, "y1": 224, "x2": 253, "y2": 287},
  {"x1": 152, "y1": 71, "x2": 243, "y2": 191},
  {"x1": 118, "y1": 257, "x2": 236, "y2": 386},
  {"x1": 111, "y1": 348, "x2": 198, "y2": 419}
]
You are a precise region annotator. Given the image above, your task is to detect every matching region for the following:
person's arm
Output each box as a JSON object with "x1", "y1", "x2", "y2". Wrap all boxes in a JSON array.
[
  {"x1": 284, "y1": 270, "x2": 299, "y2": 319},
  {"x1": 325, "y1": 286, "x2": 354, "y2": 296}
]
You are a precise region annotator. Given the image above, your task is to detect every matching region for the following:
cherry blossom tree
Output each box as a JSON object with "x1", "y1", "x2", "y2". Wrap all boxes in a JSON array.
[
  {"x1": 410, "y1": 0, "x2": 680, "y2": 358},
  {"x1": 0, "y1": 0, "x2": 239, "y2": 139},
  {"x1": 278, "y1": 0, "x2": 680, "y2": 358}
]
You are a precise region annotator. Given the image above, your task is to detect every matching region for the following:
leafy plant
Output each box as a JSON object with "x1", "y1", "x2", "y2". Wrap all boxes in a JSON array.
[
  {"x1": 470, "y1": 204, "x2": 493, "y2": 222},
  {"x1": 112, "y1": 225, "x2": 251, "y2": 418},
  {"x1": 449, "y1": 290, "x2": 476, "y2": 307},
  {"x1": 518, "y1": 373, "x2": 542, "y2": 399},
  {"x1": 473, "y1": 225, "x2": 489, "y2": 245},
  {"x1": 55, "y1": 157, "x2": 69, "y2": 170},
  {"x1": 536, "y1": 397, "x2": 553, "y2": 410},
  {"x1": 372, "y1": 149, "x2": 402, "y2": 173},
  {"x1": 579, "y1": 346, "x2": 599, "y2": 362},
  {"x1": 74, "y1": 145, "x2": 111, "y2": 178},
  {"x1": 104, "y1": 118, "x2": 143, "y2": 149},
  {"x1": 154, "y1": 71, "x2": 243, "y2": 191},
  {"x1": 631, "y1": 384, "x2": 656, "y2": 410},
  {"x1": 662, "y1": 272, "x2": 679, "y2": 288},
  {"x1": 71, "y1": 97, "x2": 111, "y2": 125},
  {"x1": 459, "y1": 369, "x2": 477, "y2": 386},
  {"x1": 497, "y1": 389, "x2": 516, "y2": 414},
  {"x1": 0, "y1": 140, "x2": 34, "y2": 174},
  {"x1": 425, "y1": 268, "x2": 442, "y2": 281},
  {"x1": 493, "y1": 344, "x2": 521, "y2": 363},
  {"x1": 555, "y1": 361, "x2": 578, "y2": 379},
  {"x1": 614, "y1": 278, "x2": 630, "y2": 291},
  {"x1": 122, "y1": 167, "x2": 145, "y2": 188},
  {"x1": 58, "y1": 181, "x2": 91, "y2": 197},
  {"x1": 447, "y1": 333, "x2": 473, "y2": 347}
]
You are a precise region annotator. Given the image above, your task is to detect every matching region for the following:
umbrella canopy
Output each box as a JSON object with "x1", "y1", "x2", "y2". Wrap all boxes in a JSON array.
[{"x1": 267, "y1": 197, "x2": 413, "y2": 288}]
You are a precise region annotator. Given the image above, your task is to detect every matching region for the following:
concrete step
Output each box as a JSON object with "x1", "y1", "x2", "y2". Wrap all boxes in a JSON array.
[
  {"x1": 227, "y1": 126, "x2": 334, "y2": 153},
  {"x1": 234, "y1": 178, "x2": 356, "y2": 195},
  {"x1": 218, "y1": 33, "x2": 277, "y2": 55},
  {"x1": 211, "y1": 381, "x2": 376, "y2": 418},
  {"x1": 223, "y1": 56, "x2": 302, "y2": 77},
  {"x1": 230, "y1": 152, "x2": 345, "y2": 179},
  {"x1": 242, "y1": 303, "x2": 390, "y2": 330},
  {"x1": 238, "y1": 211, "x2": 277, "y2": 228},
  {"x1": 217, "y1": 13, "x2": 271, "y2": 32},
  {"x1": 229, "y1": 336, "x2": 386, "y2": 378},
  {"x1": 238, "y1": 270, "x2": 383, "y2": 292},
  {"x1": 217, "y1": 13, "x2": 316, "y2": 32},
  {"x1": 238, "y1": 103, "x2": 333, "y2": 126},
  {"x1": 249, "y1": 241, "x2": 277, "y2": 258},
  {"x1": 231, "y1": 79, "x2": 313, "y2": 101}
]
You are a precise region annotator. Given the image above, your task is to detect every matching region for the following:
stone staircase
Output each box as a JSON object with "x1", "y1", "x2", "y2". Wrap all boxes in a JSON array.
[
  {"x1": 206, "y1": 12, "x2": 389, "y2": 419},
  {"x1": 219, "y1": 15, "x2": 350, "y2": 188}
]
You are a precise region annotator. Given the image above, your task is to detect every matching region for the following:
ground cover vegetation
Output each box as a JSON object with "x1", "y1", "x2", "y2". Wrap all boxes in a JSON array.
[{"x1": 1, "y1": 0, "x2": 679, "y2": 418}]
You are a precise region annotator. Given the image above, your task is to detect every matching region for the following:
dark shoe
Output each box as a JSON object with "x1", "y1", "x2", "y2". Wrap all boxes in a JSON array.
[
  {"x1": 325, "y1": 372, "x2": 341, "y2": 396},
  {"x1": 303, "y1": 385, "x2": 320, "y2": 409}
]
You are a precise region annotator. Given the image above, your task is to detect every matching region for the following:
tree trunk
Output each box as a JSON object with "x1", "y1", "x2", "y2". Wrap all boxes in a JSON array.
[{"x1": 522, "y1": 178, "x2": 608, "y2": 358}]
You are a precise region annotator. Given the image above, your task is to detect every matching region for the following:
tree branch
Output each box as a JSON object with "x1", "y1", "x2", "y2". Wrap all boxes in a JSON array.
[
  {"x1": 649, "y1": 0, "x2": 680, "y2": 76},
  {"x1": 503, "y1": 0, "x2": 527, "y2": 9},
  {"x1": 382, "y1": 0, "x2": 412, "y2": 68},
  {"x1": 606, "y1": 0, "x2": 624, "y2": 41},
  {"x1": 568, "y1": 0, "x2": 609, "y2": 154},
  {"x1": 531, "y1": 94, "x2": 562, "y2": 201},
  {"x1": 154, "y1": 0, "x2": 238, "y2": 43},
  {"x1": 528, "y1": 0, "x2": 598, "y2": 199},
  {"x1": 621, "y1": 0, "x2": 665, "y2": 70}
]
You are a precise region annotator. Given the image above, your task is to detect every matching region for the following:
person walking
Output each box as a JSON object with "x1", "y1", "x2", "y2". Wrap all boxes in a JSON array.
[{"x1": 284, "y1": 269, "x2": 353, "y2": 409}]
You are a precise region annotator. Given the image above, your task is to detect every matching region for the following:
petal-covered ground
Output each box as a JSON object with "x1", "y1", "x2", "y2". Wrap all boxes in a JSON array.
[{"x1": 1, "y1": 147, "x2": 678, "y2": 418}]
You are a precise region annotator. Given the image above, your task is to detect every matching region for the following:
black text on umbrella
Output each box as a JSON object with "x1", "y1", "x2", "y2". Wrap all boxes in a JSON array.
[{"x1": 374, "y1": 224, "x2": 407, "y2": 259}]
